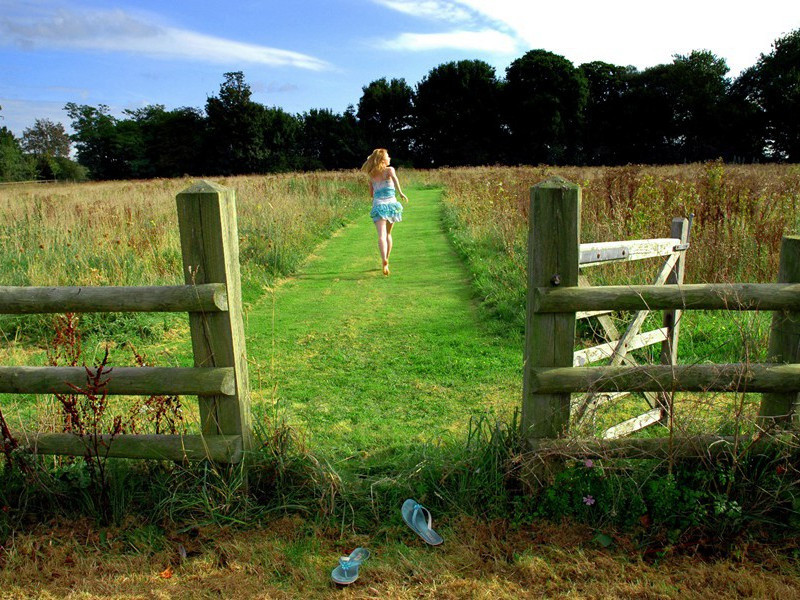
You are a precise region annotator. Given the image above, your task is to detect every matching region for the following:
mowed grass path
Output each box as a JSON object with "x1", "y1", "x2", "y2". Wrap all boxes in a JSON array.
[{"x1": 245, "y1": 187, "x2": 521, "y2": 460}]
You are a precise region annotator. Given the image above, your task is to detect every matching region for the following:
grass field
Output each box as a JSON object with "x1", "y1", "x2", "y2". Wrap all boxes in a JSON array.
[{"x1": 2, "y1": 166, "x2": 800, "y2": 598}]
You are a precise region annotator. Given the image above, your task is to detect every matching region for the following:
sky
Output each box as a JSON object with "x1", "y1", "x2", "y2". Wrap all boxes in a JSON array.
[{"x1": 1, "y1": 0, "x2": 799, "y2": 137}]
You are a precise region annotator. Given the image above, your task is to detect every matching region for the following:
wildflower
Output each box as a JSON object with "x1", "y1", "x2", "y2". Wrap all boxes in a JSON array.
[
  {"x1": 584, "y1": 459, "x2": 594, "y2": 468},
  {"x1": 583, "y1": 495, "x2": 595, "y2": 506}
]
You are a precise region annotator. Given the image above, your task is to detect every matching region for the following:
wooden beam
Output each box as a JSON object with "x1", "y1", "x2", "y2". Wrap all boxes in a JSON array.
[
  {"x1": 659, "y1": 217, "x2": 691, "y2": 420},
  {"x1": 603, "y1": 408, "x2": 663, "y2": 439},
  {"x1": 0, "y1": 366, "x2": 235, "y2": 396},
  {"x1": 523, "y1": 177, "x2": 580, "y2": 440},
  {"x1": 574, "y1": 328, "x2": 669, "y2": 366},
  {"x1": 579, "y1": 238, "x2": 682, "y2": 268},
  {"x1": 529, "y1": 434, "x2": 798, "y2": 460},
  {"x1": 535, "y1": 282, "x2": 800, "y2": 313},
  {"x1": 0, "y1": 284, "x2": 228, "y2": 314},
  {"x1": 571, "y1": 391, "x2": 630, "y2": 419},
  {"x1": 531, "y1": 363, "x2": 800, "y2": 394},
  {"x1": 14, "y1": 432, "x2": 243, "y2": 463},
  {"x1": 577, "y1": 309, "x2": 613, "y2": 320}
]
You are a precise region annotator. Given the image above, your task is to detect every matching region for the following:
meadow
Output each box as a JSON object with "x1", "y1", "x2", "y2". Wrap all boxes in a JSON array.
[
  {"x1": 2, "y1": 163, "x2": 799, "y2": 436},
  {"x1": 2, "y1": 165, "x2": 800, "y2": 598}
]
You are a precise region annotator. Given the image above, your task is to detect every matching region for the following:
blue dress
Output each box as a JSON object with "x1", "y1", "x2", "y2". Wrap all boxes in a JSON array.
[{"x1": 370, "y1": 177, "x2": 403, "y2": 223}]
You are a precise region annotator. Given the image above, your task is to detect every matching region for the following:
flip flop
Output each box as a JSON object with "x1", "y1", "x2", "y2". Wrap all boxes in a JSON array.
[
  {"x1": 401, "y1": 499, "x2": 444, "y2": 546},
  {"x1": 330, "y1": 547, "x2": 370, "y2": 585}
]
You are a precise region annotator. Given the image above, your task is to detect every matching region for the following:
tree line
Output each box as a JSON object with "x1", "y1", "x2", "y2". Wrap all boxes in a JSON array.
[{"x1": 2, "y1": 28, "x2": 798, "y2": 182}]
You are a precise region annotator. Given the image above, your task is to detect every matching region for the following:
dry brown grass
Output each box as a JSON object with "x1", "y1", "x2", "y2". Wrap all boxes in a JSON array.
[
  {"x1": 1, "y1": 517, "x2": 798, "y2": 599},
  {"x1": 426, "y1": 162, "x2": 800, "y2": 284},
  {"x1": 0, "y1": 172, "x2": 366, "y2": 288}
]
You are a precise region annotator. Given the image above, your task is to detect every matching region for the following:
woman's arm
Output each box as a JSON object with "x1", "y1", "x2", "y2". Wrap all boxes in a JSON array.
[{"x1": 388, "y1": 167, "x2": 408, "y2": 201}]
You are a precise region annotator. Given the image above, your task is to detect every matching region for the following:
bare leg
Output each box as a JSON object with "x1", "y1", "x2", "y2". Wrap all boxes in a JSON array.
[
  {"x1": 374, "y1": 219, "x2": 389, "y2": 275},
  {"x1": 386, "y1": 221, "x2": 394, "y2": 260}
]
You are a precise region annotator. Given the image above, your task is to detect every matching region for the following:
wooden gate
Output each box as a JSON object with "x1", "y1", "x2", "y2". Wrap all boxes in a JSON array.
[
  {"x1": 573, "y1": 217, "x2": 691, "y2": 438},
  {"x1": 522, "y1": 177, "x2": 800, "y2": 458}
]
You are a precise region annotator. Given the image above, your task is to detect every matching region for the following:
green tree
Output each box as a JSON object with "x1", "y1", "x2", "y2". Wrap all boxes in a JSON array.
[
  {"x1": 619, "y1": 51, "x2": 732, "y2": 163},
  {"x1": 740, "y1": 28, "x2": 800, "y2": 160},
  {"x1": 580, "y1": 61, "x2": 635, "y2": 164},
  {"x1": 301, "y1": 107, "x2": 366, "y2": 170},
  {"x1": 20, "y1": 118, "x2": 71, "y2": 158},
  {"x1": 414, "y1": 60, "x2": 503, "y2": 166},
  {"x1": 0, "y1": 125, "x2": 36, "y2": 181},
  {"x1": 124, "y1": 105, "x2": 207, "y2": 177},
  {"x1": 504, "y1": 50, "x2": 587, "y2": 164},
  {"x1": 357, "y1": 78, "x2": 414, "y2": 163},
  {"x1": 671, "y1": 50, "x2": 731, "y2": 161},
  {"x1": 205, "y1": 71, "x2": 265, "y2": 174},
  {"x1": 65, "y1": 103, "x2": 129, "y2": 179},
  {"x1": 258, "y1": 106, "x2": 303, "y2": 172}
]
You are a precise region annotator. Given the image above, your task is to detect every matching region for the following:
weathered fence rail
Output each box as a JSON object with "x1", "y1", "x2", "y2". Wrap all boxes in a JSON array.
[
  {"x1": 0, "y1": 284, "x2": 228, "y2": 313},
  {"x1": 1, "y1": 181, "x2": 251, "y2": 464},
  {"x1": 523, "y1": 177, "x2": 799, "y2": 457}
]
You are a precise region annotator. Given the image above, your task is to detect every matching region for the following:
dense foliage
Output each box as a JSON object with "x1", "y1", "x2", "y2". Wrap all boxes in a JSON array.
[{"x1": 2, "y1": 28, "x2": 799, "y2": 182}]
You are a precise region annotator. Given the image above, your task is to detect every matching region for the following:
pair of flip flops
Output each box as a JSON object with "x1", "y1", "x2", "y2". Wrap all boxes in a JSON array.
[
  {"x1": 331, "y1": 547, "x2": 370, "y2": 585},
  {"x1": 330, "y1": 500, "x2": 442, "y2": 585}
]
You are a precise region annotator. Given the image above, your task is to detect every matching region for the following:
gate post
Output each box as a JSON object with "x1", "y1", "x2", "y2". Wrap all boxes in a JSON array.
[
  {"x1": 759, "y1": 235, "x2": 800, "y2": 428},
  {"x1": 176, "y1": 181, "x2": 252, "y2": 457},
  {"x1": 522, "y1": 177, "x2": 581, "y2": 442}
]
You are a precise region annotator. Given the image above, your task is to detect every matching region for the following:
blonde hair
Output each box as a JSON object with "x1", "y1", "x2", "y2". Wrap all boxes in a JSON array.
[{"x1": 361, "y1": 148, "x2": 389, "y2": 177}]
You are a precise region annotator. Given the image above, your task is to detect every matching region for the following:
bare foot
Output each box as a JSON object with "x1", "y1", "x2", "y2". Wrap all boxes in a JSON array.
[{"x1": 383, "y1": 260, "x2": 390, "y2": 276}]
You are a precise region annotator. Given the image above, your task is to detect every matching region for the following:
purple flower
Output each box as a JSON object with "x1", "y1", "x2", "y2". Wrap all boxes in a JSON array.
[
  {"x1": 583, "y1": 495, "x2": 596, "y2": 506},
  {"x1": 584, "y1": 459, "x2": 594, "y2": 468}
]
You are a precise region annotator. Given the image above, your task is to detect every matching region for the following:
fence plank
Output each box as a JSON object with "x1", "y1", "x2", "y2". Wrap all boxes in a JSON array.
[
  {"x1": 15, "y1": 432, "x2": 243, "y2": 463},
  {"x1": 535, "y1": 282, "x2": 800, "y2": 312},
  {"x1": 0, "y1": 284, "x2": 227, "y2": 314},
  {"x1": 0, "y1": 366, "x2": 235, "y2": 396},
  {"x1": 531, "y1": 363, "x2": 800, "y2": 394},
  {"x1": 577, "y1": 309, "x2": 613, "y2": 320},
  {"x1": 579, "y1": 238, "x2": 681, "y2": 267},
  {"x1": 603, "y1": 408, "x2": 663, "y2": 439},
  {"x1": 177, "y1": 182, "x2": 251, "y2": 451},
  {"x1": 760, "y1": 236, "x2": 800, "y2": 426},
  {"x1": 574, "y1": 328, "x2": 669, "y2": 366},
  {"x1": 523, "y1": 178, "x2": 580, "y2": 440},
  {"x1": 659, "y1": 217, "x2": 691, "y2": 421}
]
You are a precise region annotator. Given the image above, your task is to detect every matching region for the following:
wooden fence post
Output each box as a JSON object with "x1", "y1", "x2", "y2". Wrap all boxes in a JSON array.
[
  {"x1": 659, "y1": 217, "x2": 690, "y2": 419},
  {"x1": 522, "y1": 177, "x2": 581, "y2": 441},
  {"x1": 176, "y1": 181, "x2": 252, "y2": 455},
  {"x1": 759, "y1": 235, "x2": 800, "y2": 428}
]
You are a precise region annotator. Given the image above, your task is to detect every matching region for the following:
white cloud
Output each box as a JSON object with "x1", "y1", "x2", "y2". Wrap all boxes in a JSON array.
[
  {"x1": 374, "y1": 0, "x2": 474, "y2": 22},
  {"x1": 0, "y1": 4, "x2": 330, "y2": 71},
  {"x1": 384, "y1": 29, "x2": 519, "y2": 53},
  {"x1": 375, "y1": 0, "x2": 800, "y2": 73}
]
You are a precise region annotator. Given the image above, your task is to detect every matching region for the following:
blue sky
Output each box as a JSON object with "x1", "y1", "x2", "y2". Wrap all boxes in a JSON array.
[{"x1": 1, "y1": 0, "x2": 799, "y2": 136}]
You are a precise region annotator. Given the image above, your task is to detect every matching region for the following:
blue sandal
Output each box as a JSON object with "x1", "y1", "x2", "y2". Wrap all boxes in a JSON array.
[
  {"x1": 402, "y1": 499, "x2": 444, "y2": 546},
  {"x1": 330, "y1": 547, "x2": 370, "y2": 585}
]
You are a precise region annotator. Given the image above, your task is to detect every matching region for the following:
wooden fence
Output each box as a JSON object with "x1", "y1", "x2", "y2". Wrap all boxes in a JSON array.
[
  {"x1": 1, "y1": 181, "x2": 251, "y2": 464},
  {"x1": 523, "y1": 177, "x2": 799, "y2": 457},
  {"x1": 572, "y1": 215, "x2": 691, "y2": 438}
]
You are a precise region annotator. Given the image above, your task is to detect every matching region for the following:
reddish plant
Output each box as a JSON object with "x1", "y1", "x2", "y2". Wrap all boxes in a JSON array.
[
  {"x1": 126, "y1": 344, "x2": 185, "y2": 435},
  {"x1": 0, "y1": 408, "x2": 19, "y2": 469}
]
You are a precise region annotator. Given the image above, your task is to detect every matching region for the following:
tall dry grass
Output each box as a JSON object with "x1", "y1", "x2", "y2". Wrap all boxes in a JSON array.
[
  {"x1": 430, "y1": 162, "x2": 800, "y2": 283},
  {"x1": 0, "y1": 172, "x2": 367, "y2": 288},
  {"x1": 0, "y1": 172, "x2": 368, "y2": 345},
  {"x1": 425, "y1": 162, "x2": 800, "y2": 330}
]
